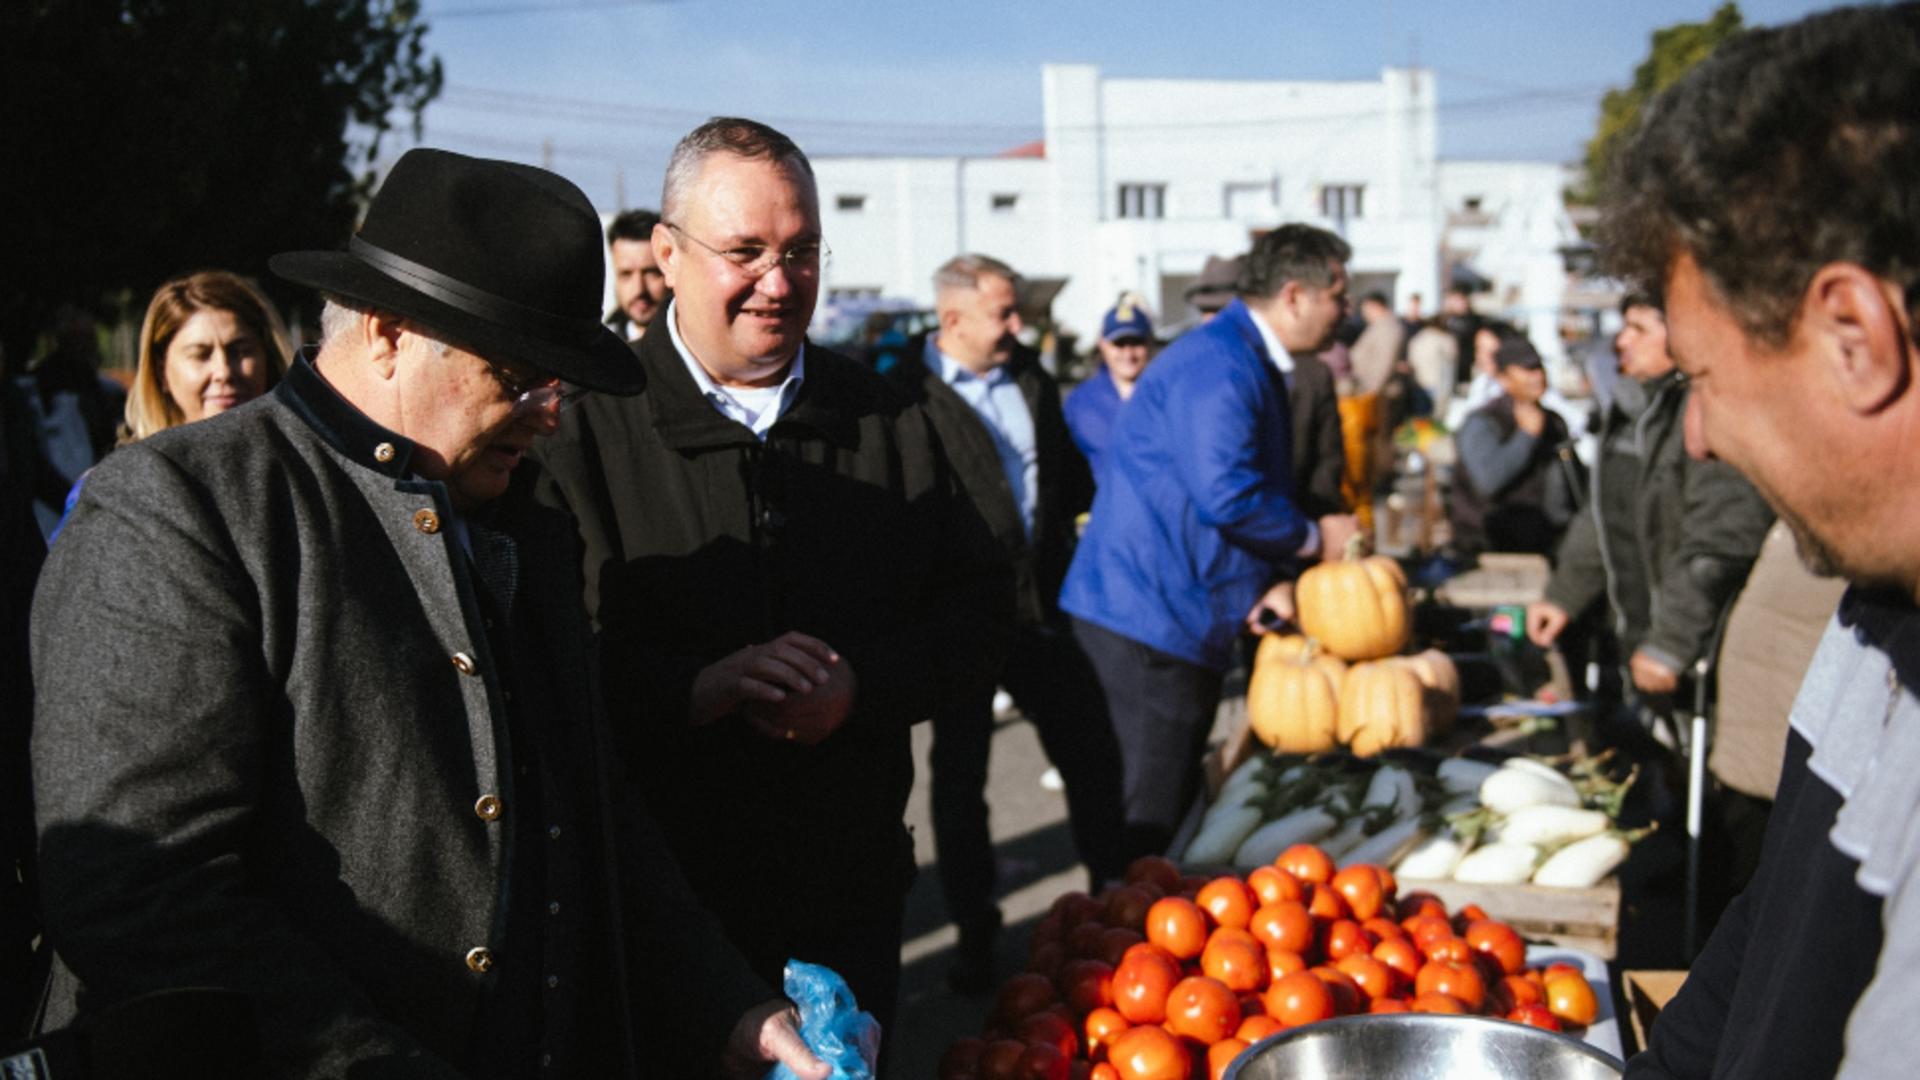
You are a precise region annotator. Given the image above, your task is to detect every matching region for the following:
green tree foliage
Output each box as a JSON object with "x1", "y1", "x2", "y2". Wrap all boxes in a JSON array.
[
  {"x1": 1576, "y1": 2, "x2": 1745, "y2": 204},
  {"x1": 0, "y1": 1, "x2": 443, "y2": 363}
]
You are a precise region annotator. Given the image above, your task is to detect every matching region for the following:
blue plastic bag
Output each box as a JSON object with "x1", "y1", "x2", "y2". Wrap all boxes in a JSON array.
[{"x1": 767, "y1": 959, "x2": 882, "y2": 1080}]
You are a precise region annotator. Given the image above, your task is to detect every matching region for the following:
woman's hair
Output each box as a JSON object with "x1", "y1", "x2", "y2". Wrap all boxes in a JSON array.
[{"x1": 124, "y1": 271, "x2": 293, "y2": 442}]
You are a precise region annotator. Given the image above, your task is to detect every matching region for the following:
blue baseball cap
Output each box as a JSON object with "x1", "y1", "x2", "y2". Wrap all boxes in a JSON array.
[{"x1": 1101, "y1": 296, "x2": 1154, "y2": 342}]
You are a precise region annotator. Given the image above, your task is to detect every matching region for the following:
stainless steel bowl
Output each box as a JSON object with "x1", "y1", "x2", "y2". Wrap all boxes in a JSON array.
[{"x1": 1224, "y1": 1014, "x2": 1625, "y2": 1080}]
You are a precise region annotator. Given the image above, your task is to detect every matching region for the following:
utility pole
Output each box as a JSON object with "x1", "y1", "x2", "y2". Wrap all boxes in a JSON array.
[{"x1": 541, "y1": 137, "x2": 554, "y2": 171}]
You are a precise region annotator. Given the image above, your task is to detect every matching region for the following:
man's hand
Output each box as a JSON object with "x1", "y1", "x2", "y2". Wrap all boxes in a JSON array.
[
  {"x1": 721, "y1": 1000, "x2": 830, "y2": 1080},
  {"x1": 1316, "y1": 513, "x2": 1362, "y2": 561},
  {"x1": 688, "y1": 632, "x2": 840, "y2": 726},
  {"x1": 746, "y1": 653, "x2": 857, "y2": 746},
  {"x1": 1525, "y1": 601, "x2": 1570, "y2": 647},
  {"x1": 1246, "y1": 580, "x2": 1297, "y2": 634},
  {"x1": 1513, "y1": 399, "x2": 1547, "y2": 438},
  {"x1": 1630, "y1": 649, "x2": 1681, "y2": 695}
]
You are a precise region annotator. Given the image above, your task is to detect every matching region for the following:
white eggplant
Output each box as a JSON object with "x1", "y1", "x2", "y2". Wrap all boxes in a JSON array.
[
  {"x1": 1437, "y1": 758, "x2": 1500, "y2": 797},
  {"x1": 1440, "y1": 793, "x2": 1481, "y2": 817},
  {"x1": 1452, "y1": 841, "x2": 1541, "y2": 884},
  {"x1": 1201, "y1": 782, "x2": 1265, "y2": 829},
  {"x1": 1319, "y1": 814, "x2": 1372, "y2": 859},
  {"x1": 1343, "y1": 815, "x2": 1429, "y2": 868},
  {"x1": 1479, "y1": 765, "x2": 1580, "y2": 814},
  {"x1": 1502, "y1": 756, "x2": 1579, "y2": 784},
  {"x1": 1496, "y1": 805, "x2": 1610, "y2": 848},
  {"x1": 1395, "y1": 834, "x2": 1468, "y2": 880},
  {"x1": 1233, "y1": 807, "x2": 1338, "y2": 871},
  {"x1": 1362, "y1": 765, "x2": 1417, "y2": 814},
  {"x1": 1185, "y1": 804, "x2": 1264, "y2": 866},
  {"x1": 1222, "y1": 756, "x2": 1266, "y2": 794},
  {"x1": 1533, "y1": 832, "x2": 1630, "y2": 888}
]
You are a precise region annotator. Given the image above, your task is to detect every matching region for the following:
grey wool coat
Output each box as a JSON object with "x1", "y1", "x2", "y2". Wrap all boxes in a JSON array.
[{"x1": 29, "y1": 358, "x2": 771, "y2": 1078}]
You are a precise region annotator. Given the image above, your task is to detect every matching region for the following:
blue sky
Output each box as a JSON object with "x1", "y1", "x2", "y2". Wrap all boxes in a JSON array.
[{"x1": 405, "y1": 0, "x2": 1854, "y2": 208}]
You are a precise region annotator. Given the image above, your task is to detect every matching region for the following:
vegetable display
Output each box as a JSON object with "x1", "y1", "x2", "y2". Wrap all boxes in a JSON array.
[{"x1": 938, "y1": 852, "x2": 1607, "y2": 1080}]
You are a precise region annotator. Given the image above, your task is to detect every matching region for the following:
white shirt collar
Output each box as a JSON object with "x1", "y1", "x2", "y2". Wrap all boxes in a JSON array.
[
  {"x1": 665, "y1": 298, "x2": 806, "y2": 434},
  {"x1": 931, "y1": 336, "x2": 1009, "y2": 387},
  {"x1": 1246, "y1": 304, "x2": 1296, "y2": 375}
]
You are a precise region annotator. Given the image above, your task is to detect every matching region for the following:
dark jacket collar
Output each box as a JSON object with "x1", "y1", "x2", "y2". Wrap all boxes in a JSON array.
[
  {"x1": 635, "y1": 315, "x2": 862, "y2": 451},
  {"x1": 275, "y1": 348, "x2": 420, "y2": 481}
]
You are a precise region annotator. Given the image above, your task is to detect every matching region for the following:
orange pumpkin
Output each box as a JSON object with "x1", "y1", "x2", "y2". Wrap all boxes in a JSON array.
[
  {"x1": 1392, "y1": 649, "x2": 1461, "y2": 735},
  {"x1": 1337, "y1": 660, "x2": 1427, "y2": 757},
  {"x1": 1296, "y1": 544, "x2": 1410, "y2": 661},
  {"x1": 1254, "y1": 633, "x2": 1347, "y2": 685},
  {"x1": 1248, "y1": 654, "x2": 1341, "y2": 754}
]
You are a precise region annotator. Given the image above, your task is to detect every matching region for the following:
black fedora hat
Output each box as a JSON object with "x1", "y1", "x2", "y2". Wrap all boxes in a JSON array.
[{"x1": 271, "y1": 148, "x2": 642, "y2": 395}]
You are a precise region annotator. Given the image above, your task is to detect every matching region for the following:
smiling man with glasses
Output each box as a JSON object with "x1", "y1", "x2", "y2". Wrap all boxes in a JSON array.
[{"x1": 534, "y1": 117, "x2": 1013, "y2": 1067}]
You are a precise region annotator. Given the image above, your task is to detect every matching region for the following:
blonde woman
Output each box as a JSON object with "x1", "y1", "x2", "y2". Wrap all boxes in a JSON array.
[{"x1": 50, "y1": 271, "x2": 291, "y2": 538}]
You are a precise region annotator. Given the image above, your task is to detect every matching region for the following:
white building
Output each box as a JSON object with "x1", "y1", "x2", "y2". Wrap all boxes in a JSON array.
[{"x1": 809, "y1": 63, "x2": 1576, "y2": 369}]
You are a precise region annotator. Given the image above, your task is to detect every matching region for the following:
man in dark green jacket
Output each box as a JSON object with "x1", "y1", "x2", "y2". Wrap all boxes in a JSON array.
[
  {"x1": 533, "y1": 119, "x2": 1012, "y2": 1050},
  {"x1": 1526, "y1": 295, "x2": 1773, "y2": 697}
]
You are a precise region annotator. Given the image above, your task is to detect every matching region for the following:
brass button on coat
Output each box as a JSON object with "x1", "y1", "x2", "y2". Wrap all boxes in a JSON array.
[
  {"x1": 451, "y1": 652, "x2": 477, "y2": 676},
  {"x1": 413, "y1": 508, "x2": 441, "y2": 534},
  {"x1": 465, "y1": 946, "x2": 494, "y2": 973},
  {"x1": 373, "y1": 441, "x2": 396, "y2": 463},
  {"x1": 474, "y1": 794, "x2": 502, "y2": 821}
]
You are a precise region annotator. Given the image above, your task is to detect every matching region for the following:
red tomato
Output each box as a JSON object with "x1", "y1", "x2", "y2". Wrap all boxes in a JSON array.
[
  {"x1": 1068, "y1": 920, "x2": 1111, "y2": 960},
  {"x1": 1321, "y1": 918, "x2": 1379, "y2": 961},
  {"x1": 1195, "y1": 877, "x2": 1257, "y2": 931},
  {"x1": 1333, "y1": 953, "x2": 1399, "y2": 1001},
  {"x1": 1452, "y1": 902, "x2": 1491, "y2": 931},
  {"x1": 1019, "y1": 1042, "x2": 1072, "y2": 1080},
  {"x1": 940, "y1": 1036, "x2": 986, "y2": 1080},
  {"x1": 1019, "y1": 1011, "x2": 1080, "y2": 1059},
  {"x1": 1097, "y1": 928, "x2": 1147, "y2": 968},
  {"x1": 1304, "y1": 881, "x2": 1352, "y2": 921},
  {"x1": 1145, "y1": 897, "x2": 1211, "y2": 961},
  {"x1": 1329, "y1": 865, "x2": 1387, "y2": 921},
  {"x1": 1206, "y1": 1037, "x2": 1250, "y2": 1080},
  {"x1": 1246, "y1": 865, "x2": 1305, "y2": 906},
  {"x1": 1248, "y1": 900, "x2": 1314, "y2": 953},
  {"x1": 1166, "y1": 975, "x2": 1243, "y2": 1045},
  {"x1": 1277, "y1": 844, "x2": 1335, "y2": 885},
  {"x1": 1105, "y1": 885, "x2": 1157, "y2": 932},
  {"x1": 1060, "y1": 959, "x2": 1116, "y2": 1015},
  {"x1": 1421, "y1": 935, "x2": 1473, "y2": 966},
  {"x1": 1309, "y1": 965, "x2": 1363, "y2": 1016},
  {"x1": 1262, "y1": 970, "x2": 1335, "y2": 1028},
  {"x1": 1464, "y1": 919, "x2": 1527, "y2": 977},
  {"x1": 1030, "y1": 941, "x2": 1066, "y2": 979},
  {"x1": 1113, "y1": 949, "x2": 1182, "y2": 1024},
  {"x1": 1200, "y1": 928, "x2": 1267, "y2": 993},
  {"x1": 1396, "y1": 892, "x2": 1449, "y2": 923},
  {"x1": 1372, "y1": 937, "x2": 1424, "y2": 983},
  {"x1": 1126, "y1": 856, "x2": 1186, "y2": 896},
  {"x1": 1409, "y1": 991, "x2": 1467, "y2": 1015},
  {"x1": 1414, "y1": 960, "x2": 1487, "y2": 1013},
  {"x1": 1235, "y1": 1013, "x2": 1283, "y2": 1043},
  {"x1": 1544, "y1": 972, "x2": 1599, "y2": 1027},
  {"x1": 1404, "y1": 914, "x2": 1454, "y2": 949},
  {"x1": 996, "y1": 973, "x2": 1059, "y2": 1025},
  {"x1": 1108, "y1": 1024, "x2": 1194, "y2": 1080},
  {"x1": 1362, "y1": 916, "x2": 1408, "y2": 943},
  {"x1": 1509, "y1": 1002, "x2": 1563, "y2": 1031},
  {"x1": 1265, "y1": 947, "x2": 1308, "y2": 984},
  {"x1": 1501, "y1": 973, "x2": 1543, "y2": 1009},
  {"x1": 1091, "y1": 1065, "x2": 1122, "y2": 1080},
  {"x1": 1053, "y1": 890, "x2": 1103, "y2": 925},
  {"x1": 980, "y1": 1038, "x2": 1030, "y2": 1080},
  {"x1": 1368, "y1": 996, "x2": 1411, "y2": 1014},
  {"x1": 1084, "y1": 1007, "x2": 1130, "y2": 1061}
]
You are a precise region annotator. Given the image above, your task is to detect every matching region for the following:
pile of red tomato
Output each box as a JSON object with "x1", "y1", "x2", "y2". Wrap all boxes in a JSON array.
[{"x1": 938, "y1": 847, "x2": 1601, "y2": 1080}]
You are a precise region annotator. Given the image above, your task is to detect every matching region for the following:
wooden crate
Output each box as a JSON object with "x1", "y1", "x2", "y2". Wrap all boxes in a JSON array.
[
  {"x1": 1623, "y1": 970, "x2": 1688, "y2": 1055},
  {"x1": 1396, "y1": 876, "x2": 1621, "y2": 958}
]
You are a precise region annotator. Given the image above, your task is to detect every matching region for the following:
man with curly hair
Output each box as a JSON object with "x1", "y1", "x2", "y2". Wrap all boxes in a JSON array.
[{"x1": 1599, "y1": 5, "x2": 1920, "y2": 1078}]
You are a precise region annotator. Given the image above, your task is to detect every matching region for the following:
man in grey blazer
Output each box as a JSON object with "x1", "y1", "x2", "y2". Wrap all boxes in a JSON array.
[{"x1": 29, "y1": 149, "x2": 827, "y2": 1079}]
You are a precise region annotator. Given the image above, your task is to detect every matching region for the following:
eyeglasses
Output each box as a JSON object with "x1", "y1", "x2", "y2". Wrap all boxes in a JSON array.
[
  {"x1": 663, "y1": 222, "x2": 829, "y2": 278},
  {"x1": 485, "y1": 356, "x2": 589, "y2": 414}
]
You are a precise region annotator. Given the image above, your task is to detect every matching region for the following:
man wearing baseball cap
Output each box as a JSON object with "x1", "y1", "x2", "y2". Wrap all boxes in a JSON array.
[
  {"x1": 29, "y1": 148, "x2": 825, "y2": 1078},
  {"x1": 1064, "y1": 294, "x2": 1156, "y2": 475}
]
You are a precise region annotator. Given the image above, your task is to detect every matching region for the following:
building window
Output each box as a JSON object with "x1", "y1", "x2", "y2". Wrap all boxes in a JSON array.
[
  {"x1": 1117, "y1": 183, "x2": 1166, "y2": 220},
  {"x1": 836, "y1": 194, "x2": 867, "y2": 212},
  {"x1": 991, "y1": 193, "x2": 1018, "y2": 213},
  {"x1": 1320, "y1": 184, "x2": 1364, "y2": 221}
]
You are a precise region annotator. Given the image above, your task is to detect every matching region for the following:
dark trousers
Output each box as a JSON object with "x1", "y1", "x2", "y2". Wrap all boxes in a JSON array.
[
  {"x1": 930, "y1": 621, "x2": 1127, "y2": 932},
  {"x1": 1070, "y1": 617, "x2": 1224, "y2": 862}
]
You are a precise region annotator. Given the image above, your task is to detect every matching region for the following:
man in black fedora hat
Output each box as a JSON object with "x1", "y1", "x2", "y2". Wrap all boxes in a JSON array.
[{"x1": 29, "y1": 148, "x2": 827, "y2": 1078}]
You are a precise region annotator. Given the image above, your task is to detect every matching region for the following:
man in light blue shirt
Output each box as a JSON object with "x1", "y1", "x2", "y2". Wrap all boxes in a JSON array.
[{"x1": 888, "y1": 254, "x2": 1122, "y2": 994}]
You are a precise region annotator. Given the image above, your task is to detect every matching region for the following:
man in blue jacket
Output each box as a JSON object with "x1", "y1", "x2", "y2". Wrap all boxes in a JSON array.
[{"x1": 1060, "y1": 224, "x2": 1360, "y2": 858}]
